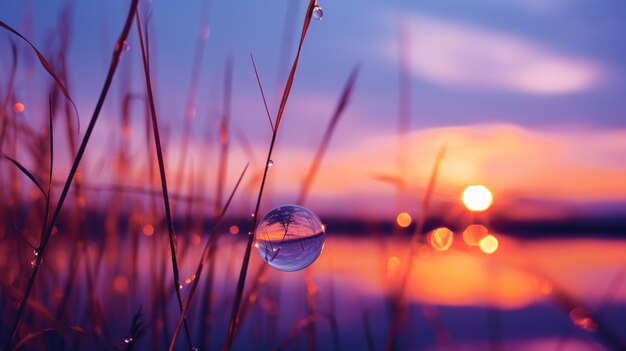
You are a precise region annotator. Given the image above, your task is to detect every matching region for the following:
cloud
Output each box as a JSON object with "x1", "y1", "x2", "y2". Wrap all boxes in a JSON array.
[{"x1": 381, "y1": 14, "x2": 605, "y2": 94}]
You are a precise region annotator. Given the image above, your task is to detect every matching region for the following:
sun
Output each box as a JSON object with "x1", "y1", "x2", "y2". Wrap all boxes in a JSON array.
[{"x1": 462, "y1": 185, "x2": 493, "y2": 211}]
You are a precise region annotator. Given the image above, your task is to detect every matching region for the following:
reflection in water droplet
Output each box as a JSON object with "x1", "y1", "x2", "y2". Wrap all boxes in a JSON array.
[
  {"x1": 30, "y1": 256, "x2": 41, "y2": 268},
  {"x1": 268, "y1": 160, "x2": 274, "y2": 167},
  {"x1": 124, "y1": 337, "x2": 133, "y2": 344},
  {"x1": 312, "y1": 5, "x2": 324, "y2": 20},
  {"x1": 255, "y1": 205, "x2": 325, "y2": 272}
]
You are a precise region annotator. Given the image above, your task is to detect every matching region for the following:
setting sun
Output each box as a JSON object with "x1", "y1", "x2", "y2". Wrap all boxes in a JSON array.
[{"x1": 462, "y1": 185, "x2": 493, "y2": 211}]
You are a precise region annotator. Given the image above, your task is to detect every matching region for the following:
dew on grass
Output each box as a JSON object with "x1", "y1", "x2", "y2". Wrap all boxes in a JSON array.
[
  {"x1": 124, "y1": 337, "x2": 133, "y2": 344},
  {"x1": 31, "y1": 250, "x2": 42, "y2": 267},
  {"x1": 255, "y1": 205, "x2": 325, "y2": 272},
  {"x1": 268, "y1": 159, "x2": 274, "y2": 167},
  {"x1": 312, "y1": 5, "x2": 324, "y2": 20}
]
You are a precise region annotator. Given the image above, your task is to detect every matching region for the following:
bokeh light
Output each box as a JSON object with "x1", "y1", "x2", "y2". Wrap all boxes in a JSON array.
[
  {"x1": 429, "y1": 227, "x2": 454, "y2": 251},
  {"x1": 142, "y1": 224, "x2": 154, "y2": 236},
  {"x1": 462, "y1": 224, "x2": 489, "y2": 246},
  {"x1": 112, "y1": 275, "x2": 129, "y2": 293},
  {"x1": 462, "y1": 185, "x2": 493, "y2": 211},
  {"x1": 479, "y1": 234, "x2": 498, "y2": 254},
  {"x1": 229, "y1": 225, "x2": 239, "y2": 235},
  {"x1": 569, "y1": 307, "x2": 598, "y2": 332},
  {"x1": 396, "y1": 212, "x2": 412, "y2": 228},
  {"x1": 12, "y1": 102, "x2": 25, "y2": 113}
]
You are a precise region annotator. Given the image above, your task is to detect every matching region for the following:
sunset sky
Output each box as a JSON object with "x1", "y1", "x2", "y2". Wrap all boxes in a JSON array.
[{"x1": 1, "y1": 0, "x2": 625, "y2": 219}]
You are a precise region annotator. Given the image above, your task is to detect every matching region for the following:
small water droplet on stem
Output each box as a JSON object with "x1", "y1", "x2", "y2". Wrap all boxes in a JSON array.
[{"x1": 312, "y1": 5, "x2": 324, "y2": 20}]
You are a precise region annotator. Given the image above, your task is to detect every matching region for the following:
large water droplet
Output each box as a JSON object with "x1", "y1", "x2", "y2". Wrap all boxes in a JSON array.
[
  {"x1": 124, "y1": 337, "x2": 133, "y2": 344},
  {"x1": 254, "y1": 205, "x2": 325, "y2": 272},
  {"x1": 312, "y1": 5, "x2": 324, "y2": 21},
  {"x1": 30, "y1": 256, "x2": 41, "y2": 268}
]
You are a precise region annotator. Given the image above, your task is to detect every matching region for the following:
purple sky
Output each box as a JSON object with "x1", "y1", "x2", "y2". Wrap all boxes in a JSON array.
[{"x1": 2, "y1": 0, "x2": 626, "y2": 218}]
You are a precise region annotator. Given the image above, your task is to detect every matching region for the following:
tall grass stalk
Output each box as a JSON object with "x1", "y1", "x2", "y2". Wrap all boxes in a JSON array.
[
  {"x1": 384, "y1": 145, "x2": 447, "y2": 351},
  {"x1": 229, "y1": 64, "x2": 359, "y2": 347},
  {"x1": 168, "y1": 164, "x2": 248, "y2": 351},
  {"x1": 223, "y1": 1, "x2": 316, "y2": 348},
  {"x1": 0, "y1": 42, "x2": 17, "y2": 152},
  {"x1": 1, "y1": 1, "x2": 139, "y2": 348},
  {"x1": 134, "y1": 11, "x2": 193, "y2": 349}
]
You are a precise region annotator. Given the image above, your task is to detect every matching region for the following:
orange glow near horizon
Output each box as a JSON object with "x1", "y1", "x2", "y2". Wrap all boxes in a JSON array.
[
  {"x1": 479, "y1": 235, "x2": 499, "y2": 254},
  {"x1": 429, "y1": 227, "x2": 454, "y2": 251},
  {"x1": 387, "y1": 256, "x2": 401, "y2": 278},
  {"x1": 463, "y1": 224, "x2": 489, "y2": 246},
  {"x1": 396, "y1": 212, "x2": 412, "y2": 228},
  {"x1": 462, "y1": 185, "x2": 493, "y2": 211}
]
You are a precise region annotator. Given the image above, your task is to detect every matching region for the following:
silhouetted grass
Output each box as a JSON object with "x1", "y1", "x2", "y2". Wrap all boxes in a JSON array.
[
  {"x1": 1, "y1": 1, "x2": 139, "y2": 347},
  {"x1": 223, "y1": 1, "x2": 318, "y2": 349},
  {"x1": 134, "y1": 11, "x2": 193, "y2": 349}
]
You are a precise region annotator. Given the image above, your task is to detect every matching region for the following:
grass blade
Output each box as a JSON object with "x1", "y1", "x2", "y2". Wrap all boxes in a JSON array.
[
  {"x1": 168, "y1": 164, "x2": 249, "y2": 351},
  {"x1": 2, "y1": 155, "x2": 46, "y2": 200},
  {"x1": 223, "y1": 1, "x2": 317, "y2": 349},
  {"x1": 2, "y1": 1, "x2": 140, "y2": 349},
  {"x1": 134, "y1": 11, "x2": 194, "y2": 349},
  {"x1": 0, "y1": 20, "x2": 80, "y2": 131},
  {"x1": 296, "y1": 65, "x2": 360, "y2": 205},
  {"x1": 384, "y1": 145, "x2": 447, "y2": 351},
  {"x1": 250, "y1": 54, "x2": 274, "y2": 131}
]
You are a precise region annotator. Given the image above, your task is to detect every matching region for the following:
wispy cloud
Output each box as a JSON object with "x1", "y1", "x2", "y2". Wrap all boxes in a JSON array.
[{"x1": 380, "y1": 14, "x2": 605, "y2": 94}]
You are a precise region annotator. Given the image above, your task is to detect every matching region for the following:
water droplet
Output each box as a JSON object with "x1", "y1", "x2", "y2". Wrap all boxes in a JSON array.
[
  {"x1": 251, "y1": 213, "x2": 255, "y2": 217},
  {"x1": 33, "y1": 249, "x2": 39, "y2": 256},
  {"x1": 248, "y1": 231, "x2": 252, "y2": 236},
  {"x1": 124, "y1": 336, "x2": 133, "y2": 344},
  {"x1": 122, "y1": 40, "x2": 130, "y2": 52},
  {"x1": 254, "y1": 205, "x2": 325, "y2": 272},
  {"x1": 192, "y1": 348, "x2": 199, "y2": 351},
  {"x1": 312, "y1": 5, "x2": 324, "y2": 20},
  {"x1": 268, "y1": 160, "x2": 274, "y2": 167},
  {"x1": 178, "y1": 283, "x2": 183, "y2": 290},
  {"x1": 30, "y1": 256, "x2": 41, "y2": 268}
]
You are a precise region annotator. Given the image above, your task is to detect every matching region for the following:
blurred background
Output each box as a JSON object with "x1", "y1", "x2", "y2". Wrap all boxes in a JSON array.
[{"x1": 1, "y1": 0, "x2": 625, "y2": 350}]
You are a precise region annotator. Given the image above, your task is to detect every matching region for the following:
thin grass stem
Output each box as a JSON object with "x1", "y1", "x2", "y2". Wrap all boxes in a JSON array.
[{"x1": 134, "y1": 11, "x2": 193, "y2": 349}]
